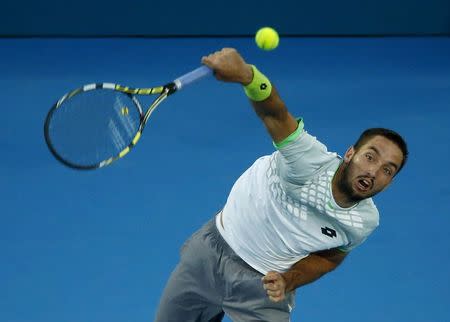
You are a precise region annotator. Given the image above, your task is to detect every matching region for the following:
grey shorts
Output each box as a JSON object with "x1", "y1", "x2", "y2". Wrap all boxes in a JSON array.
[{"x1": 154, "y1": 217, "x2": 295, "y2": 322}]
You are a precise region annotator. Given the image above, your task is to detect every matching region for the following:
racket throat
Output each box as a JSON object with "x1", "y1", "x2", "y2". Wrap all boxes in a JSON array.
[{"x1": 164, "y1": 82, "x2": 178, "y2": 96}]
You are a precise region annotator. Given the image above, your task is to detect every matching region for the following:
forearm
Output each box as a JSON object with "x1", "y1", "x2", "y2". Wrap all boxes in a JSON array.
[
  {"x1": 249, "y1": 86, "x2": 294, "y2": 141},
  {"x1": 201, "y1": 48, "x2": 297, "y2": 142},
  {"x1": 281, "y1": 253, "x2": 340, "y2": 292},
  {"x1": 235, "y1": 63, "x2": 290, "y2": 122},
  {"x1": 248, "y1": 82, "x2": 298, "y2": 143}
]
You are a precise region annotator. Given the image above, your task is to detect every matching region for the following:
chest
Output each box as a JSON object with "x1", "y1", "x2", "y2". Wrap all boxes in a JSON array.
[{"x1": 268, "y1": 170, "x2": 361, "y2": 252}]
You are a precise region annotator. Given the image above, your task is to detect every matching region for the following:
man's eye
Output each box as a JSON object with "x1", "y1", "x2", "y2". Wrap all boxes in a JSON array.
[
  {"x1": 384, "y1": 168, "x2": 392, "y2": 176},
  {"x1": 365, "y1": 153, "x2": 373, "y2": 161}
]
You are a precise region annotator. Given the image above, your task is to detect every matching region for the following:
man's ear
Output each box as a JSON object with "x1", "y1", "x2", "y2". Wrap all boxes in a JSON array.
[{"x1": 344, "y1": 146, "x2": 355, "y2": 163}]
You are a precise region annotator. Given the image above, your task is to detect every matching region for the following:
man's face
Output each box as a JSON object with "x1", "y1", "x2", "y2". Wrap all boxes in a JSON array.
[{"x1": 339, "y1": 135, "x2": 404, "y2": 202}]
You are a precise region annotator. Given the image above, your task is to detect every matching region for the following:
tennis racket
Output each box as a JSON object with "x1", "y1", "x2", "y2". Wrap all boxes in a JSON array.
[{"x1": 44, "y1": 65, "x2": 212, "y2": 170}]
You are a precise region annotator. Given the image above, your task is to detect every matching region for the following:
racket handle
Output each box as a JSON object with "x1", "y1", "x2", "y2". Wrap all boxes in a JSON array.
[{"x1": 174, "y1": 65, "x2": 213, "y2": 90}]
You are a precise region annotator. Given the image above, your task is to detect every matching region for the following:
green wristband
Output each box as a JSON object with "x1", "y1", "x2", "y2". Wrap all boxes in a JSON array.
[{"x1": 243, "y1": 65, "x2": 272, "y2": 102}]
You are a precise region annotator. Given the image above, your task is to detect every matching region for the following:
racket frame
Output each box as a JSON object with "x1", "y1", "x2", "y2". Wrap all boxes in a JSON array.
[
  {"x1": 44, "y1": 82, "x2": 175, "y2": 170},
  {"x1": 44, "y1": 66, "x2": 211, "y2": 170}
]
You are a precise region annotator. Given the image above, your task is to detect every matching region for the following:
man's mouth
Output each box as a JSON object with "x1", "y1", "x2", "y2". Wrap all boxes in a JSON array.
[{"x1": 356, "y1": 178, "x2": 373, "y2": 192}]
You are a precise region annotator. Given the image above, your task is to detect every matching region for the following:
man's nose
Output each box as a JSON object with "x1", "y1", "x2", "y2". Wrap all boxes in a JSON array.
[{"x1": 365, "y1": 164, "x2": 378, "y2": 178}]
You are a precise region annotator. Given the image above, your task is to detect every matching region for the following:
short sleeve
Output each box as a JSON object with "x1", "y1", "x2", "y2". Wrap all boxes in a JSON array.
[{"x1": 275, "y1": 120, "x2": 338, "y2": 184}]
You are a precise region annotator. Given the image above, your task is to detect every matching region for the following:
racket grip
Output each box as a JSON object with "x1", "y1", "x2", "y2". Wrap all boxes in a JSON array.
[{"x1": 174, "y1": 65, "x2": 212, "y2": 90}]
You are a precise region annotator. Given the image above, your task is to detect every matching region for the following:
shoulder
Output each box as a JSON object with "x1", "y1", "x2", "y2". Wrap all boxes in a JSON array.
[{"x1": 276, "y1": 129, "x2": 339, "y2": 166}]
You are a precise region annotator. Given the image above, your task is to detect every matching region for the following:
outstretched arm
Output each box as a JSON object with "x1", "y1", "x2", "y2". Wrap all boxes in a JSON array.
[
  {"x1": 202, "y1": 48, "x2": 298, "y2": 143},
  {"x1": 262, "y1": 248, "x2": 348, "y2": 302}
]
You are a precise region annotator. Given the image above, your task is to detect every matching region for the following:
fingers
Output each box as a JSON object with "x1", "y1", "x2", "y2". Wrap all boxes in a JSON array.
[
  {"x1": 266, "y1": 291, "x2": 284, "y2": 302},
  {"x1": 201, "y1": 50, "x2": 227, "y2": 81},
  {"x1": 201, "y1": 48, "x2": 236, "y2": 67},
  {"x1": 201, "y1": 49, "x2": 224, "y2": 63},
  {"x1": 263, "y1": 282, "x2": 284, "y2": 297},
  {"x1": 200, "y1": 48, "x2": 252, "y2": 84},
  {"x1": 262, "y1": 271, "x2": 285, "y2": 285},
  {"x1": 262, "y1": 271, "x2": 287, "y2": 302},
  {"x1": 201, "y1": 52, "x2": 217, "y2": 66},
  {"x1": 262, "y1": 271, "x2": 280, "y2": 281}
]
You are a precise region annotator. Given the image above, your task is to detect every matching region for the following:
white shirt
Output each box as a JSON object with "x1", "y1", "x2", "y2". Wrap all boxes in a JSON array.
[{"x1": 216, "y1": 123, "x2": 379, "y2": 274}]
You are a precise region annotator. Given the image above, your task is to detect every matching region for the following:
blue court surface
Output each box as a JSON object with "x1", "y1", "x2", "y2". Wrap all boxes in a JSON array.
[{"x1": 1, "y1": 37, "x2": 450, "y2": 322}]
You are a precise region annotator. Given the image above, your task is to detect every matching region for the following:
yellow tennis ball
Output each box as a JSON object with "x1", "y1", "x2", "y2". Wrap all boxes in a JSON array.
[{"x1": 255, "y1": 27, "x2": 279, "y2": 51}]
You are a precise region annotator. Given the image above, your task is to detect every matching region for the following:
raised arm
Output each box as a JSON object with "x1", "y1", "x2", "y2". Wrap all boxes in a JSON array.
[{"x1": 201, "y1": 48, "x2": 298, "y2": 143}]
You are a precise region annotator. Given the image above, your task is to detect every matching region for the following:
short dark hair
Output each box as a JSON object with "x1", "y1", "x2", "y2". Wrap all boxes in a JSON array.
[{"x1": 353, "y1": 128, "x2": 408, "y2": 173}]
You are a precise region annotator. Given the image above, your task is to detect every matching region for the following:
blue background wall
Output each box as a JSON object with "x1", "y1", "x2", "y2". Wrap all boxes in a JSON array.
[
  {"x1": 1, "y1": 1, "x2": 450, "y2": 321},
  {"x1": 1, "y1": 37, "x2": 450, "y2": 322},
  {"x1": 1, "y1": 0, "x2": 450, "y2": 36}
]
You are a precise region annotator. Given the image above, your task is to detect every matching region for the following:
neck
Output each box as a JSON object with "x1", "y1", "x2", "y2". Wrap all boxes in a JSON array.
[{"x1": 332, "y1": 162, "x2": 358, "y2": 209}]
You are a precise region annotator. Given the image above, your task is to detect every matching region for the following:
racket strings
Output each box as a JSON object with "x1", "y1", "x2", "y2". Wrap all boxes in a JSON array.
[{"x1": 46, "y1": 89, "x2": 142, "y2": 167}]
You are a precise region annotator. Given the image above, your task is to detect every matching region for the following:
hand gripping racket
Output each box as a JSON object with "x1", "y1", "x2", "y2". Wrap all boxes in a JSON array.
[{"x1": 44, "y1": 66, "x2": 212, "y2": 170}]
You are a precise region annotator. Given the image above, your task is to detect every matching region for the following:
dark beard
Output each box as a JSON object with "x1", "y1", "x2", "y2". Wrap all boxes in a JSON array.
[{"x1": 337, "y1": 161, "x2": 365, "y2": 204}]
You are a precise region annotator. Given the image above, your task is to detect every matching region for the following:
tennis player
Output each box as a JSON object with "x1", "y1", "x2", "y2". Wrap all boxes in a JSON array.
[{"x1": 154, "y1": 48, "x2": 408, "y2": 322}]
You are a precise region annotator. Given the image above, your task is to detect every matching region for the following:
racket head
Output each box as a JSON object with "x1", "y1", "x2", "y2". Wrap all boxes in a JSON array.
[{"x1": 44, "y1": 83, "x2": 145, "y2": 170}]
